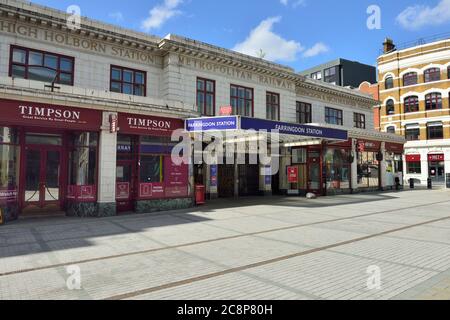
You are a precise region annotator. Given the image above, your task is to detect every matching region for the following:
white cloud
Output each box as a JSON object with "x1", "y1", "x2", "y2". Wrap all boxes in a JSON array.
[
  {"x1": 233, "y1": 16, "x2": 303, "y2": 62},
  {"x1": 108, "y1": 11, "x2": 124, "y2": 22},
  {"x1": 396, "y1": 0, "x2": 450, "y2": 30},
  {"x1": 302, "y1": 42, "x2": 329, "y2": 58},
  {"x1": 280, "y1": 0, "x2": 306, "y2": 8},
  {"x1": 141, "y1": 0, "x2": 183, "y2": 31}
]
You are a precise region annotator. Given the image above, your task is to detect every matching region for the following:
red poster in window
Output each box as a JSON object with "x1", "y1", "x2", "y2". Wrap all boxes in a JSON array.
[
  {"x1": 116, "y1": 182, "x2": 130, "y2": 200},
  {"x1": 165, "y1": 157, "x2": 189, "y2": 197},
  {"x1": 428, "y1": 154, "x2": 444, "y2": 162},
  {"x1": 79, "y1": 185, "x2": 96, "y2": 201},
  {"x1": 287, "y1": 166, "x2": 298, "y2": 184},
  {"x1": 139, "y1": 183, "x2": 165, "y2": 199},
  {"x1": 0, "y1": 99, "x2": 102, "y2": 131}
]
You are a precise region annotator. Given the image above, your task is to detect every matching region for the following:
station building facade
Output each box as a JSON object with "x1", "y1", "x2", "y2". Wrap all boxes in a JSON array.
[
  {"x1": 378, "y1": 38, "x2": 450, "y2": 186},
  {"x1": 0, "y1": 1, "x2": 404, "y2": 224}
]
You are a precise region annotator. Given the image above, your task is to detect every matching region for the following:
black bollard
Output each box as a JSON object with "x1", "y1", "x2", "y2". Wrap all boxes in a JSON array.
[
  {"x1": 409, "y1": 179, "x2": 415, "y2": 189},
  {"x1": 427, "y1": 178, "x2": 432, "y2": 190}
]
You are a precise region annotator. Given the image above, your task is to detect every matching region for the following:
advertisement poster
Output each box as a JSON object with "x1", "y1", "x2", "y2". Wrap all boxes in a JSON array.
[
  {"x1": 116, "y1": 182, "x2": 130, "y2": 200},
  {"x1": 287, "y1": 166, "x2": 298, "y2": 184},
  {"x1": 165, "y1": 157, "x2": 188, "y2": 197},
  {"x1": 210, "y1": 165, "x2": 218, "y2": 187}
]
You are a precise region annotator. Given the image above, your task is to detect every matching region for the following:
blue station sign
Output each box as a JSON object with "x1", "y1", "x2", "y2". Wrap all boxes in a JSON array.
[
  {"x1": 185, "y1": 116, "x2": 348, "y2": 141},
  {"x1": 240, "y1": 117, "x2": 348, "y2": 141},
  {"x1": 186, "y1": 116, "x2": 239, "y2": 132}
]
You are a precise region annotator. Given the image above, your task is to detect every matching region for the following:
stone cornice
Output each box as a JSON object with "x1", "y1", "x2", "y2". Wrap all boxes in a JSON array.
[
  {"x1": 0, "y1": 1, "x2": 161, "y2": 53},
  {"x1": 159, "y1": 36, "x2": 301, "y2": 83}
]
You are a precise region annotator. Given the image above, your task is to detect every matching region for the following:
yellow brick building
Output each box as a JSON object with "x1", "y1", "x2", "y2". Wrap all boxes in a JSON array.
[{"x1": 378, "y1": 38, "x2": 450, "y2": 186}]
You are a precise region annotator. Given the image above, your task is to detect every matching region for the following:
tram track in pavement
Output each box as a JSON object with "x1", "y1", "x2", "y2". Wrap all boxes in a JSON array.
[{"x1": 0, "y1": 199, "x2": 449, "y2": 279}]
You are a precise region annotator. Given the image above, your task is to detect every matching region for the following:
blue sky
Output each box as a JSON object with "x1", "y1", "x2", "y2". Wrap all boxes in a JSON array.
[{"x1": 30, "y1": 0, "x2": 450, "y2": 71}]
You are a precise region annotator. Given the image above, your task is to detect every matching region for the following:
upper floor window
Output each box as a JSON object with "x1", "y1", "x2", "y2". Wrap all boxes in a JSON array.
[
  {"x1": 311, "y1": 71, "x2": 322, "y2": 80},
  {"x1": 230, "y1": 85, "x2": 253, "y2": 117},
  {"x1": 403, "y1": 72, "x2": 418, "y2": 86},
  {"x1": 324, "y1": 67, "x2": 337, "y2": 84},
  {"x1": 386, "y1": 126, "x2": 396, "y2": 134},
  {"x1": 296, "y1": 102, "x2": 312, "y2": 124},
  {"x1": 427, "y1": 122, "x2": 444, "y2": 140},
  {"x1": 405, "y1": 124, "x2": 420, "y2": 141},
  {"x1": 266, "y1": 92, "x2": 280, "y2": 121},
  {"x1": 197, "y1": 78, "x2": 215, "y2": 116},
  {"x1": 404, "y1": 96, "x2": 419, "y2": 113},
  {"x1": 10, "y1": 45, "x2": 74, "y2": 85},
  {"x1": 386, "y1": 99, "x2": 395, "y2": 115},
  {"x1": 424, "y1": 68, "x2": 441, "y2": 83},
  {"x1": 384, "y1": 76, "x2": 394, "y2": 89},
  {"x1": 354, "y1": 113, "x2": 366, "y2": 129},
  {"x1": 425, "y1": 93, "x2": 442, "y2": 110},
  {"x1": 325, "y1": 107, "x2": 343, "y2": 126},
  {"x1": 110, "y1": 66, "x2": 146, "y2": 96}
]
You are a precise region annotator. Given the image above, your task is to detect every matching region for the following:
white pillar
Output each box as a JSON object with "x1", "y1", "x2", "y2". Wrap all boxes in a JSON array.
[{"x1": 97, "y1": 111, "x2": 118, "y2": 216}]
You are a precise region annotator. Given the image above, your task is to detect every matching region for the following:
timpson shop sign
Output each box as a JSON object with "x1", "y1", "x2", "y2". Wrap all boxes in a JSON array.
[
  {"x1": 0, "y1": 99, "x2": 102, "y2": 130},
  {"x1": 119, "y1": 113, "x2": 184, "y2": 136},
  {"x1": 0, "y1": 19, "x2": 162, "y2": 66}
]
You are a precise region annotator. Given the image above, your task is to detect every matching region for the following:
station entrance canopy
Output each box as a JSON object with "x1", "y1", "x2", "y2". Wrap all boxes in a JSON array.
[{"x1": 185, "y1": 116, "x2": 348, "y2": 146}]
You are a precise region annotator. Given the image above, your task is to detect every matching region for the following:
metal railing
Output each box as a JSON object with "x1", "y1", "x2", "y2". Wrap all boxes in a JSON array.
[{"x1": 380, "y1": 32, "x2": 450, "y2": 55}]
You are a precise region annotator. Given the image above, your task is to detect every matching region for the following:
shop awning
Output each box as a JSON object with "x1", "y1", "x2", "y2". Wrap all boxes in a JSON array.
[{"x1": 185, "y1": 116, "x2": 348, "y2": 144}]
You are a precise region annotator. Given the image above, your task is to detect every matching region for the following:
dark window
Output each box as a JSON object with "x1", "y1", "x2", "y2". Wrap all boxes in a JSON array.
[
  {"x1": 385, "y1": 76, "x2": 394, "y2": 89},
  {"x1": 311, "y1": 71, "x2": 322, "y2": 80},
  {"x1": 325, "y1": 107, "x2": 343, "y2": 126},
  {"x1": 427, "y1": 123, "x2": 444, "y2": 140},
  {"x1": 139, "y1": 155, "x2": 163, "y2": 183},
  {"x1": 296, "y1": 102, "x2": 312, "y2": 124},
  {"x1": 404, "y1": 96, "x2": 419, "y2": 113},
  {"x1": 266, "y1": 92, "x2": 280, "y2": 121},
  {"x1": 386, "y1": 126, "x2": 396, "y2": 134},
  {"x1": 405, "y1": 125, "x2": 420, "y2": 141},
  {"x1": 230, "y1": 85, "x2": 253, "y2": 117},
  {"x1": 10, "y1": 45, "x2": 74, "y2": 85},
  {"x1": 324, "y1": 67, "x2": 337, "y2": 84},
  {"x1": 448, "y1": 66, "x2": 450, "y2": 79},
  {"x1": 354, "y1": 113, "x2": 366, "y2": 129},
  {"x1": 386, "y1": 99, "x2": 395, "y2": 115},
  {"x1": 407, "y1": 162, "x2": 421, "y2": 174},
  {"x1": 425, "y1": 93, "x2": 442, "y2": 110},
  {"x1": 197, "y1": 78, "x2": 215, "y2": 116},
  {"x1": 69, "y1": 132, "x2": 98, "y2": 186},
  {"x1": 403, "y1": 72, "x2": 418, "y2": 86},
  {"x1": 110, "y1": 66, "x2": 146, "y2": 96},
  {"x1": 424, "y1": 68, "x2": 441, "y2": 83}
]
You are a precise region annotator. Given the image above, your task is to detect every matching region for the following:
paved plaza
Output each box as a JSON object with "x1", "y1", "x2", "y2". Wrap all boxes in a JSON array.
[{"x1": 1, "y1": 189, "x2": 450, "y2": 300}]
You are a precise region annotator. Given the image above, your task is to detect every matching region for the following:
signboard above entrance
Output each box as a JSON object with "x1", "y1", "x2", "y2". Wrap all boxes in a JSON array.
[
  {"x1": 0, "y1": 99, "x2": 102, "y2": 131},
  {"x1": 119, "y1": 113, "x2": 184, "y2": 136}
]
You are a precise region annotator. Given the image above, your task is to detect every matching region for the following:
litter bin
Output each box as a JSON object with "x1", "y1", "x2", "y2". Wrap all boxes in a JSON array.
[{"x1": 195, "y1": 185, "x2": 206, "y2": 205}]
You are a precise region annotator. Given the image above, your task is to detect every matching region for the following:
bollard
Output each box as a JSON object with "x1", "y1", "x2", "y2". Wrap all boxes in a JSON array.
[
  {"x1": 427, "y1": 178, "x2": 432, "y2": 190},
  {"x1": 409, "y1": 178, "x2": 415, "y2": 189}
]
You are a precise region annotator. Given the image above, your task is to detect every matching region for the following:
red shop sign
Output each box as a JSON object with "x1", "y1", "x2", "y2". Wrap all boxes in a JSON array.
[
  {"x1": 0, "y1": 99, "x2": 102, "y2": 131},
  {"x1": 287, "y1": 166, "x2": 298, "y2": 184},
  {"x1": 428, "y1": 154, "x2": 445, "y2": 162},
  {"x1": 118, "y1": 113, "x2": 184, "y2": 136},
  {"x1": 406, "y1": 155, "x2": 421, "y2": 162},
  {"x1": 385, "y1": 142, "x2": 404, "y2": 153},
  {"x1": 0, "y1": 189, "x2": 18, "y2": 203},
  {"x1": 219, "y1": 106, "x2": 233, "y2": 116},
  {"x1": 357, "y1": 139, "x2": 381, "y2": 152}
]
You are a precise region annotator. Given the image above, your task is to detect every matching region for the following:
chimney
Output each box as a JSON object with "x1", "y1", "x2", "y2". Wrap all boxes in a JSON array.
[{"x1": 383, "y1": 38, "x2": 396, "y2": 54}]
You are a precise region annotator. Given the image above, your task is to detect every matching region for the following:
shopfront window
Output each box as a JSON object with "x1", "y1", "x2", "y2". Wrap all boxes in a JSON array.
[
  {"x1": 407, "y1": 162, "x2": 421, "y2": 174},
  {"x1": 0, "y1": 127, "x2": 20, "y2": 195},
  {"x1": 140, "y1": 155, "x2": 163, "y2": 183},
  {"x1": 357, "y1": 151, "x2": 380, "y2": 188},
  {"x1": 67, "y1": 132, "x2": 98, "y2": 201},
  {"x1": 324, "y1": 148, "x2": 351, "y2": 190}
]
